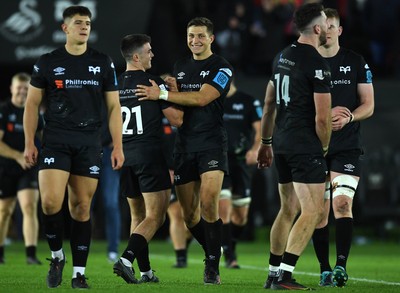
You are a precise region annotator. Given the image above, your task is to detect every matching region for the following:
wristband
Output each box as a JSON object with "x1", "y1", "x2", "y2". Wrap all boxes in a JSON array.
[
  {"x1": 159, "y1": 90, "x2": 169, "y2": 101},
  {"x1": 348, "y1": 113, "x2": 354, "y2": 123},
  {"x1": 261, "y1": 136, "x2": 273, "y2": 146}
]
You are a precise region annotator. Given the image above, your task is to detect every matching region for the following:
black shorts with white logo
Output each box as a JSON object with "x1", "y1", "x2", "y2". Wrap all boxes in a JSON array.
[
  {"x1": 275, "y1": 153, "x2": 327, "y2": 184},
  {"x1": 39, "y1": 143, "x2": 102, "y2": 178},
  {"x1": 120, "y1": 163, "x2": 171, "y2": 198},
  {"x1": 326, "y1": 149, "x2": 362, "y2": 177},
  {"x1": 0, "y1": 165, "x2": 39, "y2": 198},
  {"x1": 222, "y1": 153, "x2": 253, "y2": 198},
  {"x1": 173, "y1": 149, "x2": 228, "y2": 185}
]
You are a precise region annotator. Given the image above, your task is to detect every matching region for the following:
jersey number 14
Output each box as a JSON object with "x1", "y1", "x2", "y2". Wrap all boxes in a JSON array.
[{"x1": 274, "y1": 74, "x2": 291, "y2": 106}]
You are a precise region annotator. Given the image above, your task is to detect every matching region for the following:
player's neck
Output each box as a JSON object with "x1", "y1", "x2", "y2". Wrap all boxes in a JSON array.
[
  {"x1": 297, "y1": 35, "x2": 319, "y2": 50},
  {"x1": 193, "y1": 50, "x2": 212, "y2": 61},
  {"x1": 65, "y1": 42, "x2": 87, "y2": 56},
  {"x1": 126, "y1": 62, "x2": 145, "y2": 72},
  {"x1": 318, "y1": 44, "x2": 340, "y2": 58}
]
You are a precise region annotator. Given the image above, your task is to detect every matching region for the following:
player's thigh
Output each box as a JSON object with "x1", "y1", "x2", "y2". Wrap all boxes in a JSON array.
[
  {"x1": 39, "y1": 169, "x2": 69, "y2": 210},
  {"x1": 0, "y1": 197, "x2": 17, "y2": 218},
  {"x1": 17, "y1": 188, "x2": 39, "y2": 214},
  {"x1": 143, "y1": 190, "x2": 170, "y2": 218},
  {"x1": 68, "y1": 174, "x2": 98, "y2": 203}
]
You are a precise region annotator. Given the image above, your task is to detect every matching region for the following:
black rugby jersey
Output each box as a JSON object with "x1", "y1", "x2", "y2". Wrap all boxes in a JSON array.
[
  {"x1": 271, "y1": 42, "x2": 331, "y2": 154},
  {"x1": 30, "y1": 47, "x2": 118, "y2": 146},
  {"x1": 325, "y1": 47, "x2": 373, "y2": 152},
  {"x1": 0, "y1": 100, "x2": 43, "y2": 167},
  {"x1": 223, "y1": 91, "x2": 262, "y2": 155},
  {"x1": 172, "y1": 54, "x2": 233, "y2": 153},
  {"x1": 119, "y1": 70, "x2": 171, "y2": 166}
]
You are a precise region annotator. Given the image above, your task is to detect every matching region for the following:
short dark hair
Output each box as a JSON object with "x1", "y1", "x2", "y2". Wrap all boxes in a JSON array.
[
  {"x1": 63, "y1": 6, "x2": 92, "y2": 20},
  {"x1": 294, "y1": 3, "x2": 324, "y2": 32},
  {"x1": 120, "y1": 34, "x2": 151, "y2": 61},
  {"x1": 12, "y1": 72, "x2": 30, "y2": 83},
  {"x1": 187, "y1": 17, "x2": 214, "y2": 35},
  {"x1": 324, "y1": 8, "x2": 340, "y2": 25}
]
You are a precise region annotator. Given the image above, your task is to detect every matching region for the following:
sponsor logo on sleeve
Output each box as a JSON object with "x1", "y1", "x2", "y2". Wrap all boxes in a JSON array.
[
  {"x1": 314, "y1": 70, "x2": 324, "y2": 80},
  {"x1": 213, "y1": 72, "x2": 229, "y2": 89}
]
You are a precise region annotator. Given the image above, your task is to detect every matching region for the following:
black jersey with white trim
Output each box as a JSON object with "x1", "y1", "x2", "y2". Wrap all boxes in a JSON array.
[
  {"x1": 0, "y1": 100, "x2": 44, "y2": 167},
  {"x1": 223, "y1": 90, "x2": 262, "y2": 155},
  {"x1": 173, "y1": 54, "x2": 233, "y2": 153},
  {"x1": 30, "y1": 47, "x2": 118, "y2": 146},
  {"x1": 325, "y1": 47, "x2": 373, "y2": 152},
  {"x1": 271, "y1": 42, "x2": 331, "y2": 154},
  {"x1": 119, "y1": 70, "x2": 171, "y2": 166}
]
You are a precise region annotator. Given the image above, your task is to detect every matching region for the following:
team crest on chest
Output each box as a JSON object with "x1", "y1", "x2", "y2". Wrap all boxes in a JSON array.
[
  {"x1": 200, "y1": 70, "x2": 209, "y2": 78},
  {"x1": 339, "y1": 66, "x2": 351, "y2": 74},
  {"x1": 88, "y1": 66, "x2": 101, "y2": 75}
]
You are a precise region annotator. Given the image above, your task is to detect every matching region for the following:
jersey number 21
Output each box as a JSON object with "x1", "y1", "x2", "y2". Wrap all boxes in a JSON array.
[{"x1": 121, "y1": 105, "x2": 143, "y2": 135}]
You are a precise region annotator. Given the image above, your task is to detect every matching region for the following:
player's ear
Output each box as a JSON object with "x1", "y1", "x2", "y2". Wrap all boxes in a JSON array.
[
  {"x1": 209, "y1": 34, "x2": 215, "y2": 43},
  {"x1": 338, "y1": 25, "x2": 343, "y2": 37},
  {"x1": 61, "y1": 23, "x2": 68, "y2": 33}
]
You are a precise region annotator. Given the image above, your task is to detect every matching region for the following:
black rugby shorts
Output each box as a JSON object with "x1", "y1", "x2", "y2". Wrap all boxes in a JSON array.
[
  {"x1": 173, "y1": 149, "x2": 228, "y2": 185},
  {"x1": 275, "y1": 153, "x2": 327, "y2": 184},
  {"x1": 39, "y1": 143, "x2": 102, "y2": 178},
  {"x1": 221, "y1": 153, "x2": 253, "y2": 198},
  {"x1": 326, "y1": 149, "x2": 362, "y2": 177},
  {"x1": 120, "y1": 163, "x2": 171, "y2": 198},
  {"x1": 0, "y1": 165, "x2": 38, "y2": 198}
]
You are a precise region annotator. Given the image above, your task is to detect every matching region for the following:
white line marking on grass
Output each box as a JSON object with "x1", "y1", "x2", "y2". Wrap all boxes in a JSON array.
[{"x1": 152, "y1": 254, "x2": 400, "y2": 287}]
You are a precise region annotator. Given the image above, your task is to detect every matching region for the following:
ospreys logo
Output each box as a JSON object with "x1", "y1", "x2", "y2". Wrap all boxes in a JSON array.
[
  {"x1": 339, "y1": 66, "x2": 351, "y2": 74},
  {"x1": 200, "y1": 70, "x2": 209, "y2": 78},
  {"x1": 44, "y1": 157, "x2": 55, "y2": 165},
  {"x1": 88, "y1": 66, "x2": 100, "y2": 75}
]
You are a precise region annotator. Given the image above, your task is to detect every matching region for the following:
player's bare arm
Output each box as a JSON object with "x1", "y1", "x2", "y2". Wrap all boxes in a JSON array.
[
  {"x1": 162, "y1": 106, "x2": 184, "y2": 128},
  {"x1": 352, "y1": 83, "x2": 374, "y2": 121},
  {"x1": 136, "y1": 79, "x2": 220, "y2": 107},
  {"x1": 314, "y1": 92, "x2": 332, "y2": 153},
  {"x1": 105, "y1": 91, "x2": 124, "y2": 170},
  {"x1": 23, "y1": 85, "x2": 43, "y2": 166},
  {"x1": 257, "y1": 81, "x2": 276, "y2": 169}
]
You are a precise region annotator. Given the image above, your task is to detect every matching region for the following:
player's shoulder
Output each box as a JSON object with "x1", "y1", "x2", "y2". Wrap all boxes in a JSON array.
[
  {"x1": 338, "y1": 47, "x2": 365, "y2": 62},
  {"x1": 0, "y1": 99, "x2": 9, "y2": 112},
  {"x1": 174, "y1": 55, "x2": 192, "y2": 67},
  {"x1": 86, "y1": 47, "x2": 114, "y2": 64}
]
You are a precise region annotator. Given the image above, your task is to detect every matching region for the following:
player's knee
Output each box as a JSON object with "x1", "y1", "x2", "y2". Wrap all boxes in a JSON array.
[
  {"x1": 324, "y1": 181, "x2": 331, "y2": 200},
  {"x1": 219, "y1": 189, "x2": 232, "y2": 200},
  {"x1": 332, "y1": 175, "x2": 358, "y2": 200},
  {"x1": 232, "y1": 197, "x2": 251, "y2": 208}
]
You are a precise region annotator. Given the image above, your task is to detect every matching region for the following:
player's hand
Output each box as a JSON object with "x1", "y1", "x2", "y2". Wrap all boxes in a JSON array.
[
  {"x1": 257, "y1": 144, "x2": 273, "y2": 169},
  {"x1": 245, "y1": 149, "x2": 258, "y2": 165},
  {"x1": 332, "y1": 106, "x2": 351, "y2": 119},
  {"x1": 332, "y1": 106, "x2": 351, "y2": 131},
  {"x1": 24, "y1": 143, "x2": 38, "y2": 167},
  {"x1": 110, "y1": 147, "x2": 124, "y2": 170},
  {"x1": 136, "y1": 79, "x2": 160, "y2": 101},
  {"x1": 164, "y1": 76, "x2": 178, "y2": 92},
  {"x1": 16, "y1": 152, "x2": 31, "y2": 170}
]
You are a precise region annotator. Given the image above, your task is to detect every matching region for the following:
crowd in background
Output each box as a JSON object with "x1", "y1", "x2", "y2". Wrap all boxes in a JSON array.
[{"x1": 147, "y1": 0, "x2": 400, "y2": 78}]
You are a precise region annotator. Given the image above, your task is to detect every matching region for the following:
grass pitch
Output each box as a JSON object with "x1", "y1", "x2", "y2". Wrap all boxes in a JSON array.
[{"x1": 0, "y1": 233, "x2": 399, "y2": 292}]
